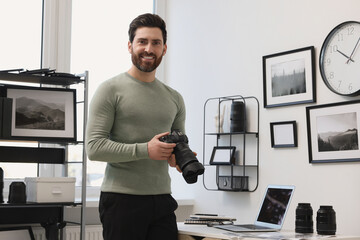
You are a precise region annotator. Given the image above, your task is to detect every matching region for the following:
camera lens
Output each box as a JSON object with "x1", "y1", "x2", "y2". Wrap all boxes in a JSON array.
[
  {"x1": 173, "y1": 142, "x2": 204, "y2": 184},
  {"x1": 295, "y1": 203, "x2": 313, "y2": 233},
  {"x1": 316, "y1": 205, "x2": 336, "y2": 235},
  {"x1": 230, "y1": 101, "x2": 245, "y2": 132}
]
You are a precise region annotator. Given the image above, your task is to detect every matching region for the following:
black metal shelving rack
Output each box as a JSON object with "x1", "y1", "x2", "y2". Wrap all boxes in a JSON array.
[{"x1": 0, "y1": 71, "x2": 88, "y2": 240}]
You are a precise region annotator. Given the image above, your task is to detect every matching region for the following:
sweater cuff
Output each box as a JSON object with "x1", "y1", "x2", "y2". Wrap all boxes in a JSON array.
[{"x1": 137, "y1": 142, "x2": 149, "y2": 159}]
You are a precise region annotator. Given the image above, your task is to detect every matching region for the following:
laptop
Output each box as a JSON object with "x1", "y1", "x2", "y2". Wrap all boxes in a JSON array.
[{"x1": 214, "y1": 184, "x2": 295, "y2": 232}]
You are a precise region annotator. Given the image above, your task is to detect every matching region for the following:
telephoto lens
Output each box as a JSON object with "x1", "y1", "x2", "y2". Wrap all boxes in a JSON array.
[
  {"x1": 316, "y1": 205, "x2": 336, "y2": 235},
  {"x1": 295, "y1": 203, "x2": 313, "y2": 233},
  {"x1": 0, "y1": 167, "x2": 4, "y2": 203}
]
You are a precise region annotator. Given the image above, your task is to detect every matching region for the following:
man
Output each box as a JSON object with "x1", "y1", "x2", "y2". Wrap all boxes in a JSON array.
[{"x1": 85, "y1": 13, "x2": 185, "y2": 240}]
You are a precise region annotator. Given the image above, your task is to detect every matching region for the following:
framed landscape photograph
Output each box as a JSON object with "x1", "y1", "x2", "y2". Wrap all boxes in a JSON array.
[
  {"x1": 1, "y1": 85, "x2": 76, "y2": 142},
  {"x1": 270, "y1": 121, "x2": 297, "y2": 148},
  {"x1": 306, "y1": 100, "x2": 360, "y2": 163},
  {"x1": 263, "y1": 46, "x2": 316, "y2": 108}
]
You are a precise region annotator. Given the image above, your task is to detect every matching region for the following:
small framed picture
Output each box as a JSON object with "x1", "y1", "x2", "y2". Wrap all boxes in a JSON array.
[
  {"x1": 263, "y1": 46, "x2": 316, "y2": 108},
  {"x1": 209, "y1": 146, "x2": 236, "y2": 165},
  {"x1": 270, "y1": 121, "x2": 297, "y2": 148},
  {"x1": 0, "y1": 85, "x2": 77, "y2": 142},
  {"x1": 306, "y1": 100, "x2": 360, "y2": 163}
]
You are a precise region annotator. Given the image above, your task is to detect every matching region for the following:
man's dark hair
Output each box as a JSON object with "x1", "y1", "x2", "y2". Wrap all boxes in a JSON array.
[{"x1": 128, "y1": 13, "x2": 167, "y2": 44}]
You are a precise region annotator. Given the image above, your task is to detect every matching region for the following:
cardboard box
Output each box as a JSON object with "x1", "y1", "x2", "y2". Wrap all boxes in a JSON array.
[{"x1": 25, "y1": 177, "x2": 76, "y2": 203}]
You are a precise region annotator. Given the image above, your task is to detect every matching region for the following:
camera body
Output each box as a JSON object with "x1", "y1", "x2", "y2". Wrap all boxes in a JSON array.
[{"x1": 160, "y1": 130, "x2": 204, "y2": 184}]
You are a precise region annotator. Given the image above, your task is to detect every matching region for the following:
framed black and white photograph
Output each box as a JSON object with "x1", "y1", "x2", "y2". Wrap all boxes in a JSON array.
[
  {"x1": 1, "y1": 85, "x2": 76, "y2": 142},
  {"x1": 270, "y1": 121, "x2": 297, "y2": 148},
  {"x1": 263, "y1": 46, "x2": 316, "y2": 108},
  {"x1": 306, "y1": 100, "x2": 360, "y2": 163},
  {"x1": 209, "y1": 146, "x2": 236, "y2": 165}
]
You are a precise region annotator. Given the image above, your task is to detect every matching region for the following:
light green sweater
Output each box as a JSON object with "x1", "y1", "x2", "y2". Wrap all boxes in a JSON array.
[{"x1": 85, "y1": 72, "x2": 186, "y2": 195}]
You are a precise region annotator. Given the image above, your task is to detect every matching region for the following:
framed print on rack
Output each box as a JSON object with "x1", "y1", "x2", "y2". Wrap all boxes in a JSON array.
[
  {"x1": 306, "y1": 100, "x2": 360, "y2": 163},
  {"x1": 209, "y1": 146, "x2": 236, "y2": 165},
  {"x1": 270, "y1": 121, "x2": 297, "y2": 148},
  {"x1": 263, "y1": 46, "x2": 316, "y2": 108},
  {"x1": 0, "y1": 85, "x2": 76, "y2": 142}
]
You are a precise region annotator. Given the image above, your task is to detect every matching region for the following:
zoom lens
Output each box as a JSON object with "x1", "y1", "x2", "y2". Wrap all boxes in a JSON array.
[
  {"x1": 316, "y1": 205, "x2": 336, "y2": 235},
  {"x1": 295, "y1": 203, "x2": 313, "y2": 233}
]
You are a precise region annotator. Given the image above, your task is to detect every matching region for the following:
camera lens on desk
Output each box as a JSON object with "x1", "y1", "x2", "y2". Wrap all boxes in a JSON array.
[
  {"x1": 295, "y1": 203, "x2": 313, "y2": 233},
  {"x1": 316, "y1": 205, "x2": 336, "y2": 235}
]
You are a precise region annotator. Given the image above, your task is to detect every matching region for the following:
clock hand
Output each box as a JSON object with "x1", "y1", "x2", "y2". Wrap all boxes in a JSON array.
[
  {"x1": 336, "y1": 49, "x2": 354, "y2": 63},
  {"x1": 346, "y1": 37, "x2": 360, "y2": 64}
]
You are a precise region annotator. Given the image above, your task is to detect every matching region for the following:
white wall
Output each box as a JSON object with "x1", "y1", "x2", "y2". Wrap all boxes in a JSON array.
[{"x1": 163, "y1": 0, "x2": 360, "y2": 235}]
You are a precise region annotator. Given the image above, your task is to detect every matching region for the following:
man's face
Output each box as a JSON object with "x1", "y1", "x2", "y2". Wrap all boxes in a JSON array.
[{"x1": 128, "y1": 27, "x2": 167, "y2": 73}]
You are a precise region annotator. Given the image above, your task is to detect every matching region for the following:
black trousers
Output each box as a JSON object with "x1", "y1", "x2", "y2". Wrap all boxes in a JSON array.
[{"x1": 99, "y1": 192, "x2": 179, "y2": 240}]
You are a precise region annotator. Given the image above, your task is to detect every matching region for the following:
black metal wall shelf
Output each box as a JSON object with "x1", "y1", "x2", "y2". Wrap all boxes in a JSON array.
[{"x1": 202, "y1": 95, "x2": 259, "y2": 192}]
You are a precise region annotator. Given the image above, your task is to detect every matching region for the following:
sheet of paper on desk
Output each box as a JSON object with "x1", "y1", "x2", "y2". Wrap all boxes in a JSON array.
[{"x1": 222, "y1": 231, "x2": 337, "y2": 240}]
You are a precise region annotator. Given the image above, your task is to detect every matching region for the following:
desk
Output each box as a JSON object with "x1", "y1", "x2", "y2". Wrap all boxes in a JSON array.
[{"x1": 177, "y1": 223, "x2": 360, "y2": 240}]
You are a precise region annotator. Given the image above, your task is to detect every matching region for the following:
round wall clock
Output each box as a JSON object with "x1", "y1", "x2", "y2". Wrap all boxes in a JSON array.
[{"x1": 319, "y1": 21, "x2": 360, "y2": 96}]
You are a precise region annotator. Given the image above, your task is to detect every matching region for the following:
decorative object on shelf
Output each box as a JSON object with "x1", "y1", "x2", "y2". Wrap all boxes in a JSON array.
[
  {"x1": 230, "y1": 101, "x2": 245, "y2": 132},
  {"x1": 8, "y1": 182, "x2": 26, "y2": 204},
  {"x1": 306, "y1": 100, "x2": 360, "y2": 163},
  {"x1": 319, "y1": 21, "x2": 360, "y2": 96},
  {"x1": 214, "y1": 105, "x2": 225, "y2": 133},
  {"x1": 218, "y1": 175, "x2": 248, "y2": 191},
  {"x1": 263, "y1": 46, "x2": 316, "y2": 108},
  {"x1": 270, "y1": 121, "x2": 298, "y2": 148},
  {"x1": 0, "y1": 85, "x2": 76, "y2": 142},
  {"x1": 25, "y1": 177, "x2": 76, "y2": 203},
  {"x1": 209, "y1": 146, "x2": 236, "y2": 165}
]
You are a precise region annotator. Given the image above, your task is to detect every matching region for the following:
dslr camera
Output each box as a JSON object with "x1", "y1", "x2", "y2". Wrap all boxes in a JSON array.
[{"x1": 160, "y1": 130, "x2": 204, "y2": 184}]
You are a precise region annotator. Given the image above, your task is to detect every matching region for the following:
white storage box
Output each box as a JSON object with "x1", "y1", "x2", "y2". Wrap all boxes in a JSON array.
[{"x1": 25, "y1": 177, "x2": 76, "y2": 203}]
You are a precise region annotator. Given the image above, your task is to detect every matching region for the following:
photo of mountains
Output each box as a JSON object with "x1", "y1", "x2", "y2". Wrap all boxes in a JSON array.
[
  {"x1": 317, "y1": 112, "x2": 359, "y2": 152},
  {"x1": 271, "y1": 58, "x2": 306, "y2": 97},
  {"x1": 15, "y1": 96, "x2": 65, "y2": 130}
]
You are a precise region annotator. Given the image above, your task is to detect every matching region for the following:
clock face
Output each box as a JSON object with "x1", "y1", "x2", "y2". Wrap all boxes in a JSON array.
[{"x1": 319, "y1": 21, "x2": 360, "y2": 96}]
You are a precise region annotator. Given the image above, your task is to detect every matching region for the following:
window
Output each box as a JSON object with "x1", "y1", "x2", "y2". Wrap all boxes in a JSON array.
[
  {"x1": 71, "y1": 0, "x2": 154, "y2": 187},
  {"x1": 0, "y1": 1, "x2": 42, "y2": 70},
  {"x1": 0, "y1": 0, "x2": 43, "y2": 180}
]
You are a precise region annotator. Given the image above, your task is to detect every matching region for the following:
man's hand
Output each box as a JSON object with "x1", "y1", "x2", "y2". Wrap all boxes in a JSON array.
[
  {"x1": 148, "y1": 132, "x2": 176, "y2": 161},
  {"x1": 167, "y1": 152, "x2": 198, "y2": 173},
  {"x1": 167, "y1": 154, "x2": 182, "y2": 173}
]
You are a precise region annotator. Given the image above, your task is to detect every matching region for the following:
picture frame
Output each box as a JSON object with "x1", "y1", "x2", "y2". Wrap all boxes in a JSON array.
[
  {"x1": 0, "y1": 226, "x2": 35, "y2": 240},
  {"x1": 263, "y1": 46, "x2": 316, "y2": 108},
  {"x1": 209, "y1": 146, "x2": 236, "y2": 165},
  {"x1": 306, "y1": 100, "x2": 360, "y2": 163},
  {"x1": 0, "y1": 85, "x2": 76, "y2": 142},
  {"x1": 270, "y1": 121, "x2": 297, "y2": 148}
]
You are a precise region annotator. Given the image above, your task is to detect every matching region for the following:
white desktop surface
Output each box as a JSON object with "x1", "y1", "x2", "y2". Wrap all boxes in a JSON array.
[{"x1": 177, "y1": 222, "x2": 360, "y2": 240}]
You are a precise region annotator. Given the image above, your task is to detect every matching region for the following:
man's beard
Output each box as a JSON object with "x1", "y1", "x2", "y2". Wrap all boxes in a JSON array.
[{"x1": 131, "y1": 51, "x2": 163, "y2": 73}]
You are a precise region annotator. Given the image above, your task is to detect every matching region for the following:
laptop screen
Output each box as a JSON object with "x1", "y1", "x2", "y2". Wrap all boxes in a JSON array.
[{"x1": 255, "y1": 185, "x2": 295, "y2": 228}]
